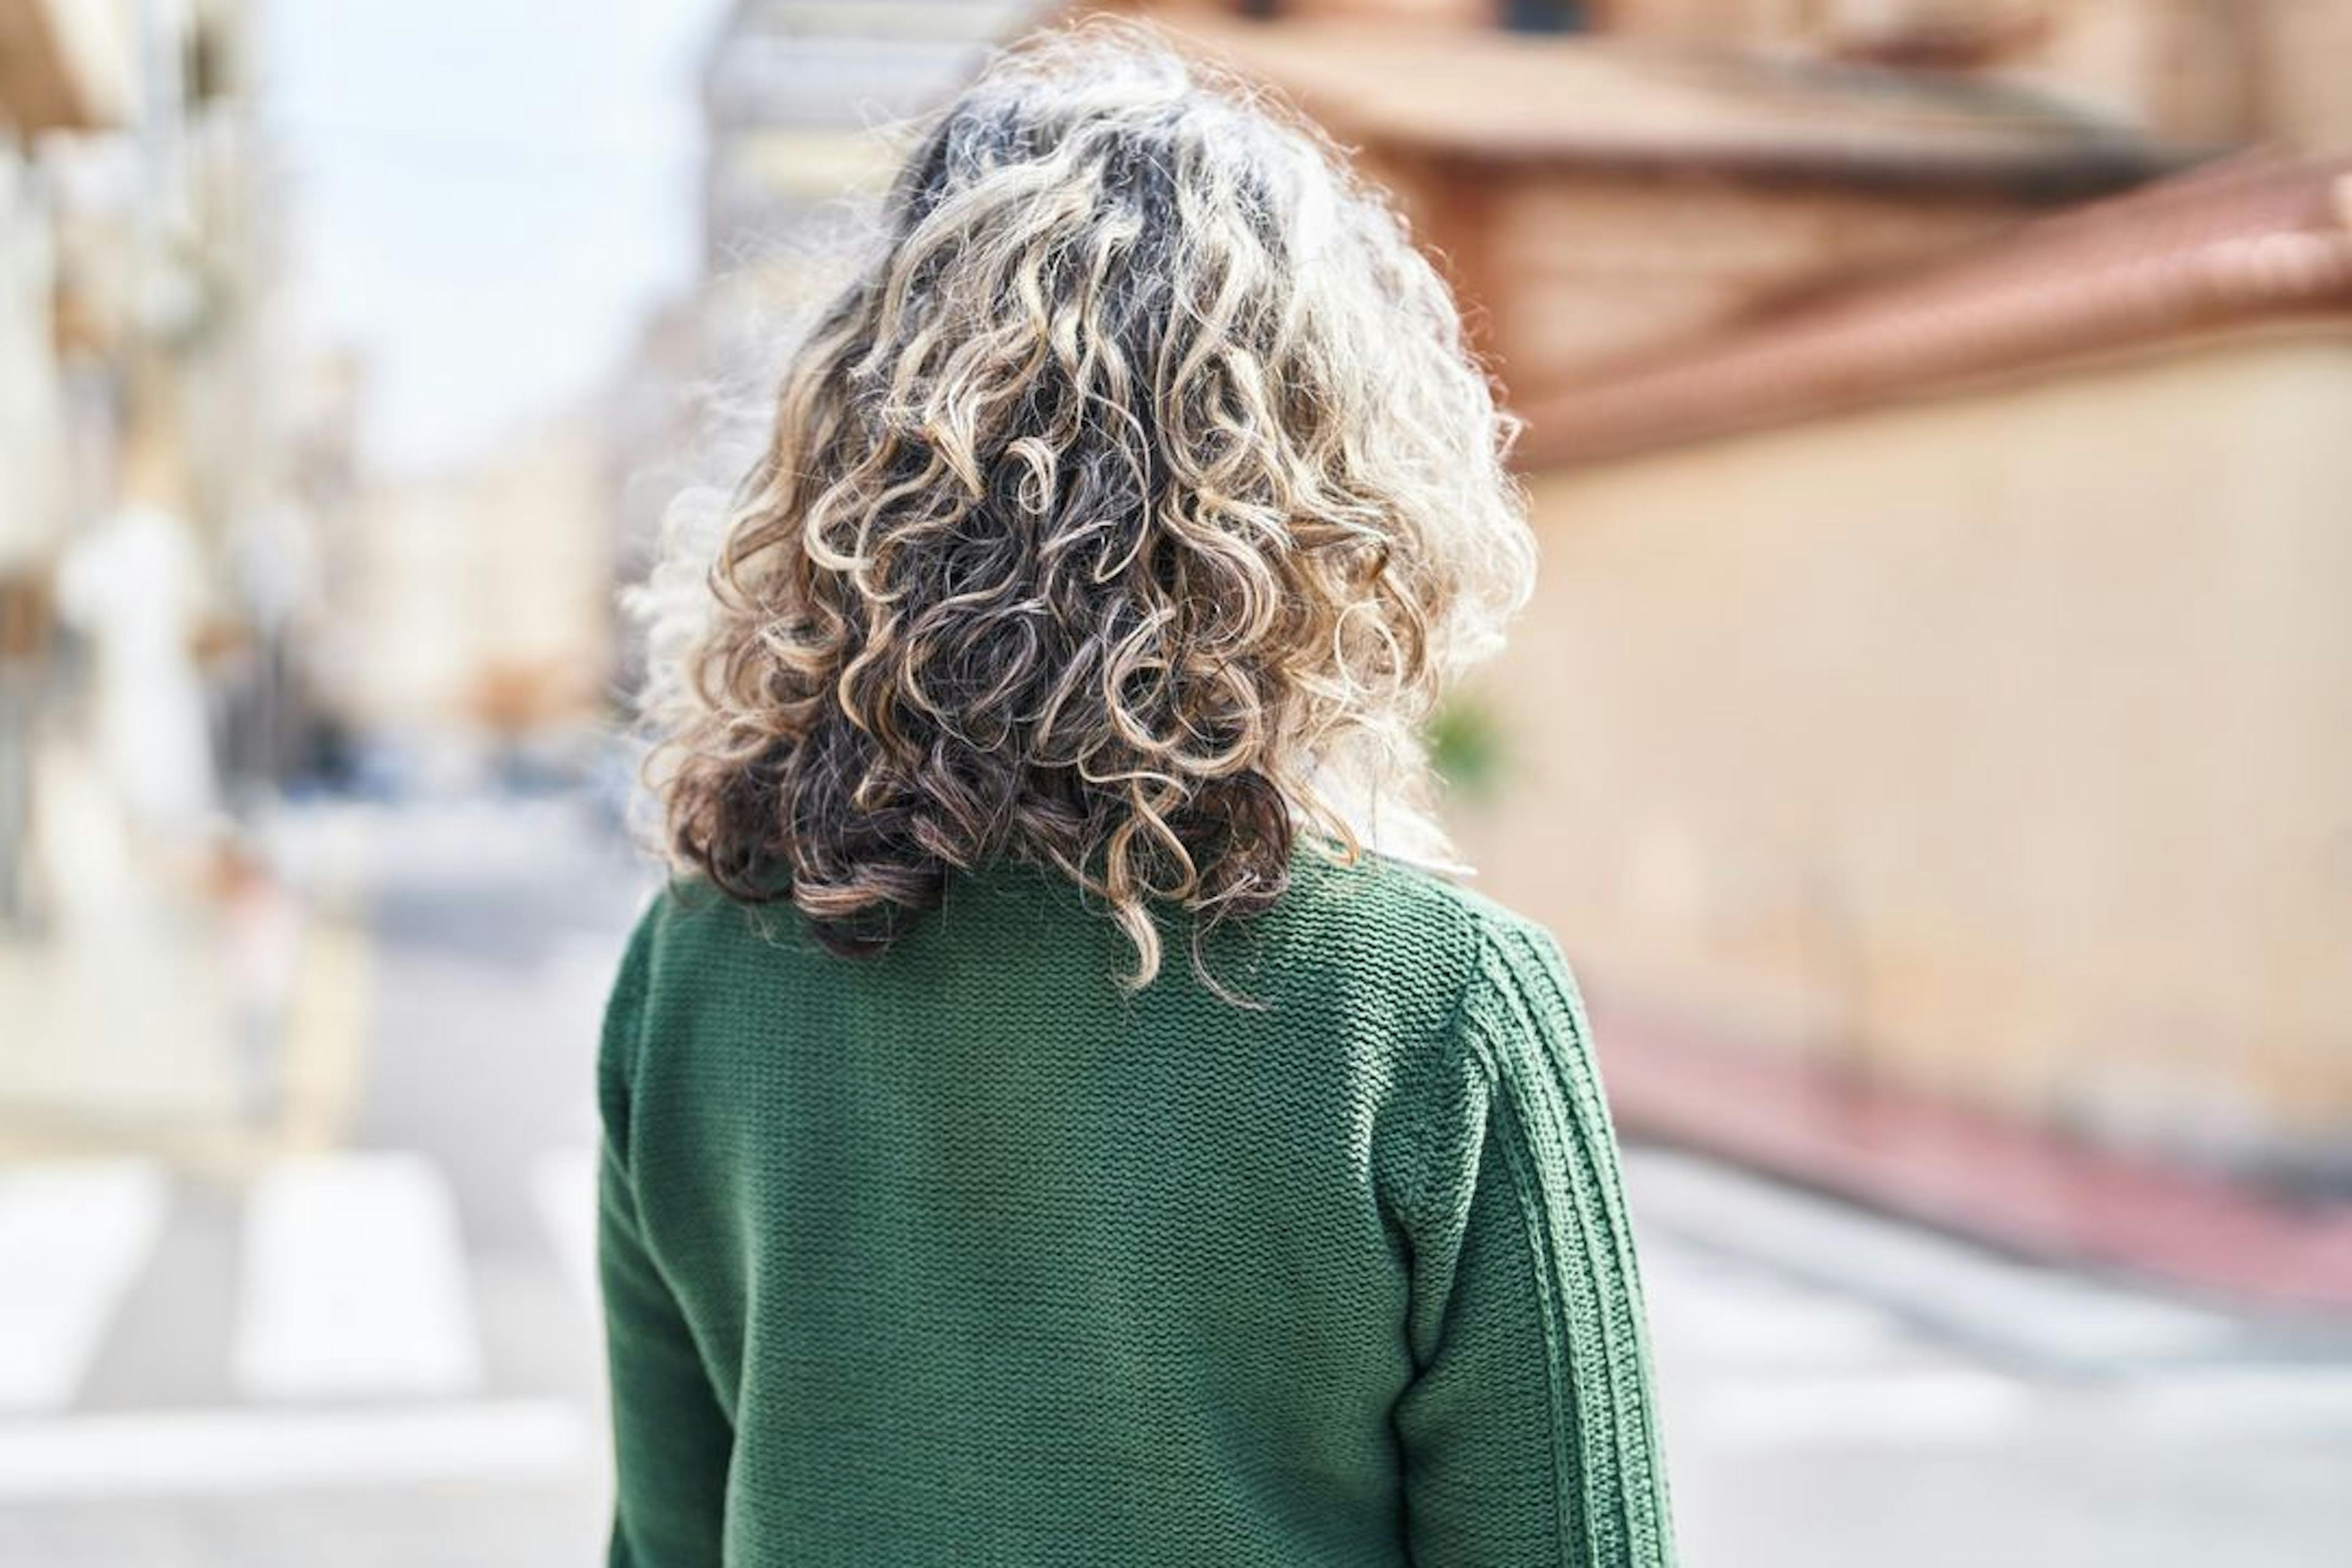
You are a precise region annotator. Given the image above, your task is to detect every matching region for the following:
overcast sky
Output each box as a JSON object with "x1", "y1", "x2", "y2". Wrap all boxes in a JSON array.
[{"x1": 260, "y1": 0, "x2": 731, "y2": 476}]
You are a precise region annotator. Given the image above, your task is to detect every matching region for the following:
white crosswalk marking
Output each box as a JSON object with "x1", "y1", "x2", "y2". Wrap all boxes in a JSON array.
[
  {"x1": 1683, "y1": 1367, "x2": 2037, "y2": 1449},
  {"x1": 232, "y1": 1150, "x2": 483, "y2": 1400},
  {"x1": 0, "y1": 1400, "x2": 595, "y2": 1499},
  {"x1": 533, "y1": 1145, "x2": 600, "y2": 1316},
  {"x1": 1625, "y1": 1148, "x2": 2234, "y2": 1368},
  {"x1": 1643, "y1": 1237, "x2": 1914, "y2": 1368},
  {"x1": 0, "y1": 1160, "x2": 168, "y2": 1414},
  {"x1": 2117, "y1": 1366, "x2": 2352, "y2": 1439}
]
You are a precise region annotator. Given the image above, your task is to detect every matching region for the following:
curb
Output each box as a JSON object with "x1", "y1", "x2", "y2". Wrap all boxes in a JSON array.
[{"x1": 1589, "y1": 1000, "x2": 2352, "y2": 1317}]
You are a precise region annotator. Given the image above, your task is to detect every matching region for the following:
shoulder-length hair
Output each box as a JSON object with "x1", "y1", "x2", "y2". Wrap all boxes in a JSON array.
[{"x1": 638, "y1": 20, "x2": 1534, "y2": 990}]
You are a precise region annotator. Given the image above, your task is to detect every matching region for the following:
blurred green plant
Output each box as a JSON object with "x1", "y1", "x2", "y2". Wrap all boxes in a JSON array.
[{"x1": 1425, "y1": 692, "x2": 1508, "y2": 805}]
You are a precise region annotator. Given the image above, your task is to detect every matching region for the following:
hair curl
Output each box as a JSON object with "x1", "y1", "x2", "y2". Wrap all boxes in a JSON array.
[{"x1": 639, "y1": 21, "x2": 1534, "y2": 991}]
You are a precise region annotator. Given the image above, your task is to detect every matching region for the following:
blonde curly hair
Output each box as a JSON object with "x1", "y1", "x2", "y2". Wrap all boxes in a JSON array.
[{"x1": 639, "y1": 21, "x2": 1534, "y2": 990}]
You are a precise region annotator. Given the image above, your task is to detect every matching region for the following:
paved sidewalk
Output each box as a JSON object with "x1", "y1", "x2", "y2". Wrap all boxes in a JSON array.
[
  {"x1": 0, "y1": 764, "x2": 372, "y2": 1172},
  {"x1": 1594, "y1": 998, "x2": 2352, "y2": 1314}
]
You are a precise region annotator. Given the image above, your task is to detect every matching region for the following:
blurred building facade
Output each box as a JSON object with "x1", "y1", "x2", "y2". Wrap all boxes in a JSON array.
[
  {"x1": 614, "y1": 0, "x2": 1038, "y2": 580},
  {"x1": 1, "y1": 0, "x2": 345, "y2": 928},
  {"x1": 1175, "y1": 0, "x2": 2352, "y2": 149},
  {"x1": 0, "y1": 0, "x2": 358, "y2": 1147},
  {"x1": 702, "y1": 0, "x2": 1039, "y2": 284},
  {"x1": 324, "y1": 410, "x2": 616, "y2": 747},
  {"x1": 1, "y1": 0, "x2": 126, "y2": 931}
]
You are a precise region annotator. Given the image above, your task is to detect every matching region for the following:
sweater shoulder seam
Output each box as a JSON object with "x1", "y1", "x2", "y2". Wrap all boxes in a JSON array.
[{"x1": 1392, "y1": 900, "x2": 1513, "y2": 1250}]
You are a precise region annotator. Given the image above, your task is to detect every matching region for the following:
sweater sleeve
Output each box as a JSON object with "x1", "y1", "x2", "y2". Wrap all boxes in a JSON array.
[
  {"x1": 1392, "y1": 914, "x2": 1678, "y2": 1567},
  {"x1": 598, "y1": 893, "x2": 733, "y2": 1568}
]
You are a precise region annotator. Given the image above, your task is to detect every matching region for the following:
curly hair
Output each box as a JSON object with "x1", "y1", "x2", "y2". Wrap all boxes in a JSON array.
[{"x1": 638, "y1": 21, "x2": 1534, "y2": 992}]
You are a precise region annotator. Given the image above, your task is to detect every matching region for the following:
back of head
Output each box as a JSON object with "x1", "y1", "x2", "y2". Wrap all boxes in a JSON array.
[{"x1": 642, "y1": 21, "x2": 1534, "y2": 990}]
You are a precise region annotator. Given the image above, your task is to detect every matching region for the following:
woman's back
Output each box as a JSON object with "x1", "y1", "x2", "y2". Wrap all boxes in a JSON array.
[
  {"x1": 600, "y1": 847, "x2": 1675, "y2": 1565},
  {"x1": 606, "y1": 20, "x2": 1677, "y2": 1562}
]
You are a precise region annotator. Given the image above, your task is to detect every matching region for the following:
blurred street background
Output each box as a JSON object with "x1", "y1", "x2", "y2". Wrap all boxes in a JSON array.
[{"x1": 4, "y1": 2, "x2": 2352, "y2": 1564}]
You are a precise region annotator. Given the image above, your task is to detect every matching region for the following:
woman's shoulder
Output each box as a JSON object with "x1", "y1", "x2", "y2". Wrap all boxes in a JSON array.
[
  {"x1": 614, "y1": 872, "x2": 824, "y2": 992},
  {"x1": 1223, "y1": 842, "x2": 1575, "y2": 1042},
  {"x1": 1280, "y1": 842, "x2": 1556, "y2": 971}
]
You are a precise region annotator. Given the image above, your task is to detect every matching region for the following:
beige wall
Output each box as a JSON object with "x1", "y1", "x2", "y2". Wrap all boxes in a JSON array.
[
  {"x1": 1985, "y1": 1, "x2": 2352, "y2": 149},
  {"x1": 2003, "y1": 0, "x2": 2256, "y2": 145},
  {"x1": 2253, "y1": 0, "x2": 2352, "y2": 151},
  {"x1": 325, "y1": 414, "x2": 614, "y2": 735},
  {"x1": 1453, "y1": 330, "x2": 2352, "y2": 1175}
]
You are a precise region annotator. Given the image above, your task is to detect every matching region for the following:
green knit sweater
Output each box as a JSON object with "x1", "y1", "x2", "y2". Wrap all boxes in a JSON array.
[{"x1": 597, "y1": 846, "x2": 1678, "y2": 1566}]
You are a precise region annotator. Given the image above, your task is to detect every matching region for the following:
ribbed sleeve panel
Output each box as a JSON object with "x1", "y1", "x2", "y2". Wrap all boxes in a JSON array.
[{"x1": 1392, "y1": 916, "x2": 1678, "y2": 1567}]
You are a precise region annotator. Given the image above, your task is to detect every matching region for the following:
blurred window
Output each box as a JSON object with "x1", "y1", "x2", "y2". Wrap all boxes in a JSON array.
[{"x1": 1503, "y1": 1, "x2": 1593, "y2": 32}]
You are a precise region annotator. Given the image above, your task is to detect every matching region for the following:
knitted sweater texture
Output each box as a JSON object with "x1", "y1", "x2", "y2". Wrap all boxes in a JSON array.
[{"x1": 598, "y1": 846, "x2": 1678, "y2": 1566}]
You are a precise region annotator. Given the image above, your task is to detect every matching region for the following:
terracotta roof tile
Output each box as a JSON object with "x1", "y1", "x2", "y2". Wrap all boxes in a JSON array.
[
  {"x1": 1514, "y1": 154, "x2": 2352, "y2": 468},
  {"x1": 1133, "y1": 10, "x2": 2184, "y2": 189}
]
